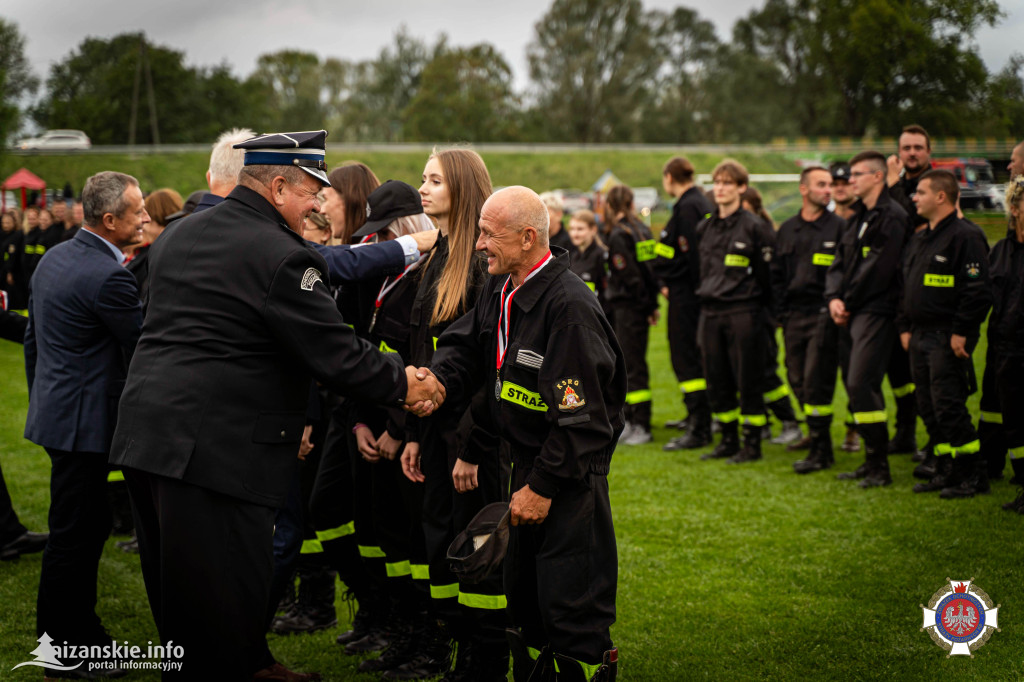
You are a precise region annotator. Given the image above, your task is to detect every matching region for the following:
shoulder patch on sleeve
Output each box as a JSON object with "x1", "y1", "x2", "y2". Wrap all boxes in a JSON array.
[
  {"x1": 300, "y1": 267, "x2": 323, "y2": 291},
  {"x1": 555, "y1": 377, "x2": 586, "y2": 412},
  {"x1": 611, "y1": 253, "x2": 626, "y2": 271}
]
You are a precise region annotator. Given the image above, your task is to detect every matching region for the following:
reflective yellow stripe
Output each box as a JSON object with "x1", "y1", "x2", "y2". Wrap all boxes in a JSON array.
[
  {"x1": 934, "y1": 443, "x2": 952, "y2": 455},
  {"x1": 654, "y1": 243, "x2": 675, "y2": 259},
  {"x1": 624, "y1": 389, "x2": 652, "y2": 404},
  {"x1": 804, "y1": 404, "x2": 834, "y2": 417},
  {"x1": 853, "y1": 411, "x2": 887, "y2": 424},
  {"x1": 980, "y1": 411, "x2": 1003, "y2": 424},
  {"x1": 924, "y1": 274, "x2": 954, "y2": 287},
  {"x1": 500, "y1": 381, "x2": 548, "y2": 411},
  {"x1": 410, "y1": 564, "x2": 430, "y2": 580},
  {"x1": 740, "y1": 413, "x2": 767, "y2": 427},
  {"x1": 358, "y1": 545, "x2": 386, "y2": 558},
  {"x1": 584, "y1": 281, "x2": 597, "y2": 292},
  {"x1": 812, "y1": 253, "x2": 835, "y2": 266},
  {"x1": 527, "y1": 647, "x2": 542, "y2": 661},
  {"x1": 952, "y1": 439, "x2": 980, "y2": 456},
  {"x1": 432, "y1": 336, "x2": 439, "y2": 351},
  {"x1": 386, "y1": 560, "x2": 412, "y2": 577},
  {"x1": 714, "y1": 408, "x2": 740, "y2": 423},
  {"x1": 635, "y1": 240, "x2": 657, "y2": 262},
  {"x1": 1009, "y1": 447, "x2": 1024, "y2": 460},
  {"x1": 430, "y1": 583, "x2": 459, "y2": 599},
  {"x1": 315, "y1": 521, "x2": 355, "y2": 542},
  {"x1": 106, "y1": 470, "x2": 125, "y2": 483},
  {"x1": 300, "y1": 539, "x2": 324, "y2": 554},
  {"x1": 763, "y1": 384, "x2": 790, "y2": 403},
  {"x1": 457, "y1": 591, "x2": 507, "y2": 610},
  {"x1": 724, "y1": 254, "x2": 749, "y2": 267},
  {"x1": 891, "y1": 383, "x2": 915, "y2": 398},
  {"x1": 679, "y1": 378, "x2": 707, "y2": 394},
  {"x1": 861, "y1": 246, "x2": 870, "y2": 258},
  {"x1": 379, "y1": 340, "x2": 398, "y2": 353}
]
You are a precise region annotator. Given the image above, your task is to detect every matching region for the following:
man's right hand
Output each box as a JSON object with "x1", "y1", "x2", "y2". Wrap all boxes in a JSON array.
[
  {"x1": 403, "y1": 366, "x2": 446, "y2": 416},
  {"x1": 886, "y1": 155, "x2": 903, "y2": 187},
  {"x1": 829, "y1": 298, "x2": 849, "y2": 327},
  {"x1": 411, "y1": 230, "x2": 439, "y2": 253}
]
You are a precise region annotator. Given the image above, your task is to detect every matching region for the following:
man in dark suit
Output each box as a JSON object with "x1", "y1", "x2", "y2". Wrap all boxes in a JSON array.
[
  {"x1": 110, "y1": 130, "x2": 444, "y2": 681},
  {"x1": 24, "y1": 171, "x2": 146, "y2": 664}
]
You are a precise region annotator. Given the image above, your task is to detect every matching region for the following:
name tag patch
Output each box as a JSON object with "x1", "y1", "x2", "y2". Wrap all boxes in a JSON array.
[
  {"x1": 924, "y1": 274, "x2": 954, "y2": 287},
  {"x1": 500, "y1": 381, "x2": 547, "y2": 412},
  {"x1": 300, "y1": 267, "x2": 322, "y2": 291},
  {"x1": 724, "y1": 254, "x2": 750, "y2": 267},
  {"x1": 812, "y1": 253, "x2": 835, "y2": 266}
]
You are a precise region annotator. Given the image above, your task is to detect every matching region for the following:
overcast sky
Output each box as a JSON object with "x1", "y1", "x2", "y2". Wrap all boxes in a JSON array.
[{"x1": 3, "y1": 0, "x2": 1023, "y2": 94}]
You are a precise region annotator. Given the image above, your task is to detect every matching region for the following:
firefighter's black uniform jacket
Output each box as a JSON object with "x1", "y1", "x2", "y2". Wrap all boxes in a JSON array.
[
  {"x1": 604, "y1": 220, "x2": 657, "y2": 316},
  {"x1": 653, "y1": 186, "x2": 712, "y2": 294},
  {"x1": 431, "y1": 248, "x2": 624, "y2": 664},
  {"x1": 988, "y1": 231, "x2": 1024, "y2": 454},
  {"x1": 771, "y1": 211, "x2": 845, "y2": 316},
  {"x1": 568, "y1": 240, "x2": 608, "y2": 299},
  {"x1": 695, "y1": 207, "x2": 774, "y2": 310}
]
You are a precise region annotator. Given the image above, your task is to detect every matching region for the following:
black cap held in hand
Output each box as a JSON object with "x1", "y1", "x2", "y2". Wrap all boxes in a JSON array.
[
  {"x1": 352, "y1": 180, "x2": 424, "y2": 238},
  {"x1": 446, "y1": 502, "x2": 511, "y2": 584}
]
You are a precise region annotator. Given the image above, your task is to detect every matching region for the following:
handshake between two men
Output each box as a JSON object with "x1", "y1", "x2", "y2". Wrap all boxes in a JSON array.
[{"x1": 403, "y1": 365, "x2": 446, "y2": 417}]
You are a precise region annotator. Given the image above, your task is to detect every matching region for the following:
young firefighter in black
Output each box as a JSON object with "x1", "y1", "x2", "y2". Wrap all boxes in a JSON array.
[
  {"x1": 696, "y1": 159, "x2": 775, "y2": 464},
  {"x1": 896, "y1": 170, "x2": 992, "y2": 499},
  {"x1": 604, "y1": 185, "x2": 659, "y2": 445},
  {"x1": 771, "y1": 167, "x2": 846, "y2": 473},
  {"x1": 567, "y1": 209, "x2": 609, "y2": 306},
  {"x1": 656, "y1": 157, "x2": 716, "y2": 450},
  {"x1": 989, "y1": 177, "x2": 1024, "y2": 513},
  {"x1": 826, "y1": 151, "x2": 910, "y2": 488},
  {"x1": 431, "y1": 187, "x2": 624, "y2": 682}
]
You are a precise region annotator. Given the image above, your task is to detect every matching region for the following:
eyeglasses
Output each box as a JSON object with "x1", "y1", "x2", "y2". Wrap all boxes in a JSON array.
[{"x1": 848, "y1": 171, "x2": 880, "y2": 178}]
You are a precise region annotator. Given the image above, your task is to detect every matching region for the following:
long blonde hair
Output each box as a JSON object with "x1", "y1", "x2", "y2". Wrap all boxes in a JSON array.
[{"x1": 429, "y1": 148, "x2": 492, "y2": 325}]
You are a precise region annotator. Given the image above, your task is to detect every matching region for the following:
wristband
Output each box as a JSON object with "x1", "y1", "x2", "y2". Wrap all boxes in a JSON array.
[{"x1": 352, "y1": 423, "x2": 369, "y2": 434}]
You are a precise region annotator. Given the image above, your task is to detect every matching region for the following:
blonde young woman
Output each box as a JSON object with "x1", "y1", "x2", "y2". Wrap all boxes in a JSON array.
[{"x1": 400, "y1": 148, "x2": 509, "y2": 680}]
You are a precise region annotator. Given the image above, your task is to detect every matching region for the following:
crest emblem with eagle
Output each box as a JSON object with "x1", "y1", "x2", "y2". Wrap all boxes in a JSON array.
[{"x1": 921, "y1": 578, "x2": 999, "y2": 656}]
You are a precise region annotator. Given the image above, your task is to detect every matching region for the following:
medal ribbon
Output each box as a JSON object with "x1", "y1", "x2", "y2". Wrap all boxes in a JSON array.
[
  {"x1": 375, "y1": 260, "x2": 420, "y2": 309},
  {"x1": 496, "y1": 251, "x2": 552, "y2": 370}
]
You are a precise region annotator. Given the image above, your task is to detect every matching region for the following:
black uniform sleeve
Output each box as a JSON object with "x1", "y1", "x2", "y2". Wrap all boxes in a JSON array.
[
  {"x1": 770, "y1": 224, "x2": 791, "y2": 318},
  {"x1": 609, "y1": 229, "x2": 657, "y2": 315},
  {"x1": 952, "y1": 230, "x2": 993, "y2": 337},
  {"x1": 263, "y1": 249, "x2": 407, "y2": 406},
  {"x1": 824, "y1": 223, "x2": 851, "y2": 303},
  {"x1": 430, "y1": 298, "x2": 489, "y2": 410},
  {"x1": 528, "y1": 320, "x2": 624, "y2": 497},
  {"x1": 0, "y1": 310, "x2": 27, "y2": 344},
  {"x1": 753, "y1": 218, "x2": 776, "y2": 314}
]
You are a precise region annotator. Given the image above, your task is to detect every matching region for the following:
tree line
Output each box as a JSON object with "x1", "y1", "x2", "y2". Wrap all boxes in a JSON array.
[{"x1": 3, "y1": 0, "x2": 1023, "y2": 146}]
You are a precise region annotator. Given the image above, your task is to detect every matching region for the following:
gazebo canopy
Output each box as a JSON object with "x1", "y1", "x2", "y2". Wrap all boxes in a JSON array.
[{"x1": 1, "y1": 168, "x2": 47, "y2": 211}]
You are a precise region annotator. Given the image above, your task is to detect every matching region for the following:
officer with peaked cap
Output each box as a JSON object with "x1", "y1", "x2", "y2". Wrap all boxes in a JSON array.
[{"x1": 110, "y1": 130, "x2": 446, "y2": 681}]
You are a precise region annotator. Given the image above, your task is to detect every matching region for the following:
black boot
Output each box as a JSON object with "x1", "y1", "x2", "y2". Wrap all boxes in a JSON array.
[
  {"x1": 344, "y1": 596, "x2": 396, "y2": 655},
  {"x1": 1002, "y1": 488, "x2": 1024, "y2": 513},
  {"x1": 728, "y1": 425, "x2": 762, "y2": 464},
  {"x1": 940, "y1": 454, "x2": 991, "y2": 499},
  {"x1": 271, "y1": 566, "x2": 337, "y2": 634},
  {"x1": 1009, "y1": 455, "x2": 1024, "y2": 486},
  {"x1": 507, "y1": 629, "x2": 555, "y2": 682},
  {"x1": 552, "y1": 649, "x2": 618, "y2": 682},
  {"x1": 442, "y1": 635, "x2": 510, "y2": 682},
  {"x1": 383, "y1": 617, "x2": 453, "y2": 679},
  {"x1": 358, "y1": 604, "x2": 420, "y2": 672},
  {"x1": 837, "y1": 461, "x2": 869, "y2": 480},
  {"x1": 912, "y1": 447, "x2": 937, "y2": 480},
  {"x1": 887, "y1": 393, "x2": 917, "y2": 454},
  {"x1": 663, "y1": 409, "x2": 711, "y2": 450},
  {"x1": 979, "y1": 419, "x2": 1007, "y2": 480},
  {"x1": 793, "y1": 429, "x2": 833, "y2": 474},
  {"x1": 912, "y1": 455, "x2": 953, "y2": 493},
  {"x1": 858, "y1": 446, "x2": 892, "y2": 488},
  {"x1": 700, "y1": 421, "x2": 739, "y2": 460}
]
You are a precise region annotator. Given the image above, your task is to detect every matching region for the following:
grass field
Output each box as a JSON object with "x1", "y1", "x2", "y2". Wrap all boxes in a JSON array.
[{"x1": 2, "y1": 291, "x2": 1022, "y2": 681}]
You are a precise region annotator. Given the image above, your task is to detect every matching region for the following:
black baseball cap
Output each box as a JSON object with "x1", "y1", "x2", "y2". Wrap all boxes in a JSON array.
[
  {"x1": 352, "y1": 180, "x2": 424, "y2": 238},
  {"x1": 446, "y1": 502, "x2": 511, "y2": 584},
  {"x1": 830, "y1": 162, "x2": 851, "y2": 182}
]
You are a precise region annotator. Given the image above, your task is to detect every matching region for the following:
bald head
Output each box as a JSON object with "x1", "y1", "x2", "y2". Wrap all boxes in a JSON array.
[
  {"x1": 1010, "y1": 141, "x2": 1024, "y2": 180},
  {"x1": 484, "y1": 186, "x2": 550, "y2": 247}
]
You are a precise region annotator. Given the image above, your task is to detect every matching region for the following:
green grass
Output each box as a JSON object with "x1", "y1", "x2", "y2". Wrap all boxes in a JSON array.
[{"x1": 2, "y1": 306, "x2": 1022, "y2": 681}]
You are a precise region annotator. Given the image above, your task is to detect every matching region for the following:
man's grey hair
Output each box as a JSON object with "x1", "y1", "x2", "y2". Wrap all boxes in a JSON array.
[
  {"x1": 494, "y1": 186, "x2": 550, "y2": 245},
  {"x1": 209, "y1": 128, "x2": 254, "y2": 184},
  {"x1": 239, "y1": 164, "x2": 307, "y2": 187},
  {"x1": 82, "y1": 172, "x2": 140, "y2": 227},
  {"x1": 538, "y1": 191, "x2": 562, "y2": 212}
]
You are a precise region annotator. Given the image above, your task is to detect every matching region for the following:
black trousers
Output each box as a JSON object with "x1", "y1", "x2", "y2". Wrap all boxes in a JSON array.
[
  {"x1": 612, "y1": 305, "x2": 651, "y2": 429},
  {"x1": 666, "y1": 288, "x2": 709, "y2": 419},
  {"x1": 978, "y1": 345, "x2": 1007, "y2": 474},
  {"x1": 699, "y1": 307, "x2": 767, "y2": 426},
  {"x1": 846, "y1": 313, "x2": 894, "y2": 449},
  {"x1": 995, "y1": 354, "x2": 1024, "y2": 452},
  {"x1": 37, "y1": 449, "x2": 111, "y2": 645},
  {"x1": 783, "y1": 310, "x2": 821, "y2": 409},
  {"x1": 798, "y1": 312, "x2": 840, "y2": 430},
  {"x1": 125, "y1": 469, "x2": 276, "y2": 680},
  {"x1": 0, "y1": 459, "x2": 28, "y2": 546},
  {"x1": 762, "y1": 324, "x2": 796, "y2": 420},
  {"x1": 909, "y1": 330, "x2": 979, "y2": 454},
  {"x1": 887, "y1": 341, "x2": 917, "y2": 430},
  {"x1": 838, "y1": 324, "x2": 854, "y2": 425},
  {"x1": 505, "y1": 463, "x2": 615, "y2": 665}
]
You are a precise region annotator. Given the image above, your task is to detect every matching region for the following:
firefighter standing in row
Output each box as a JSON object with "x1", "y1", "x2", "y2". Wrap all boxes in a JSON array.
[
  {"x1": 897, "y1": 169, "x2": 992, "y2": 499},
  {"x1": 656, "y1": 156, "x2": 715, "y2": 451},
  {"x1": 696, "y1": 159, "x2": 775, "y2": 464},
  {"x1": 825, "y1": 151, "x2": 911, "y2": 488},
  {"x1": 431, "y1": 186, "x2": 624, "y2": 682},
  {"x1": 771, "y1": 166, "x2": 847, "y2": 473}
]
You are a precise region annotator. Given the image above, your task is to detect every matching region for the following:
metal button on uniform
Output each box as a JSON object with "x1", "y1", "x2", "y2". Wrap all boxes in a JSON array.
[{"x1": 280, "y1": 430, "x2": 286, "y2": 437}]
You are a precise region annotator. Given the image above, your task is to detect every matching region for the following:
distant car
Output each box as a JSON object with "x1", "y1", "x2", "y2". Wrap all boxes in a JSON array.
[
  {"x1": 17, "y1": 129, "x2": 91, "y2": 150},
  {"x1": 552, "y1": 189, "x2": 593, "y2": 213},
  {"x1": 632, "y1": 187, "x2": 662, "y2": 217}
]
